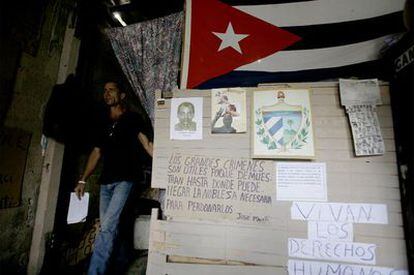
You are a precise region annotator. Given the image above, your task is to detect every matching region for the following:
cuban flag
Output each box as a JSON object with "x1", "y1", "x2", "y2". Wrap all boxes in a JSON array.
[{"x1": 180, "y1": 0, "x2": 406, "y2": 89}]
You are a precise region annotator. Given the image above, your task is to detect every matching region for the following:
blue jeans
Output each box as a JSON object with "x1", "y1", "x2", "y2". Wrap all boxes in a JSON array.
[{"x1": 88, "y1": 181, "x2": 133, "y2": 275}]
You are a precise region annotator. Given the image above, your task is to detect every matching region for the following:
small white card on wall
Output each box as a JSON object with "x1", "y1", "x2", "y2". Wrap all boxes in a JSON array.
[
  {"x1": 276, "y1": 162, "x2": 327, "y2": 201},
  {"x1": 339, "y1": 78, "x2": 381, "y2": 106}
]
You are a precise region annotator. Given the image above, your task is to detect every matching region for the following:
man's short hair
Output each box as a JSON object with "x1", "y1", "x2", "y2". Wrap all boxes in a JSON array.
[
  {"x1": 105, "y1": 80, "x2": 126, "y2": 94},
  {"x1": 178, "y1": 102, "x2": 195, "y2": 113}
]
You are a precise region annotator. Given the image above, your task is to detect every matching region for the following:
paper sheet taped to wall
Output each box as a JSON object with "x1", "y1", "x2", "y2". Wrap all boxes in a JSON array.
[
  {"x1": 346, "y1": 105, "x2": 385, "y2": 156},
  {"x1": 288, "y1": 238, "x2": 376, "y2": 265},
  {"x1": 339, "y1": 78, "x2": 381, "y2": 106},
  {"x1": 291, "y1": 202, "x2": 388, "y2": 224},
  {"x1": 288, "y1": 259, "x2": 408, "y2": 275},
  {"x1": 276, "y1": 162, "x2": 327, "y2": 201}
]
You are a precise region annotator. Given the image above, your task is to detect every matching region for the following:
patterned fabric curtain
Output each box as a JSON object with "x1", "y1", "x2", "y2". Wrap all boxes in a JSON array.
[{"x1": 105, "y1": 12, "x2": 183, "y2": 124}]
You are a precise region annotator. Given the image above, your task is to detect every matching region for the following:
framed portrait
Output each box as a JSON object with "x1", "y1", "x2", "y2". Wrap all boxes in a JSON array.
[
  {"x1": 252, "y1": 89, "x2": 315, "y2": 159},
  {"x1": 211, "y1": 88, "x2": 246, "y2": 134},
  {"x1": 170, "y1": 97, "x2": 203, "y2": 140}
]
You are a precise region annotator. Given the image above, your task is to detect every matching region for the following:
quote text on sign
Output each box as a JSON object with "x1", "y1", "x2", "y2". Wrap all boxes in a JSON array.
[{"x1": 165, "y1": 153, "x2": 275, "y2": 223}]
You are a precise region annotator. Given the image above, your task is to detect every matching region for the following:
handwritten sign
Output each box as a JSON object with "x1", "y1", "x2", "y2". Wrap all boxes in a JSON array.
[
  {"x1": 308, "y1": 221, "x2": 353, "y2": 242},
  {"x1": 288, "y1": 238, "x2": 376, "y2": 264},
  {"x1": 291, "y1": 202, "x2": 388, "y2": 224},
  {"x1": 339, "y1": 78, "x2": 382, "y2": 106},
  {"x1": 0, "y1": 127, "x2": 31, "y2": 208},
  {"x1": 165, "y1": 153, "x2": 274, "y2": 224},
  {"x1": 276, "y1": 162, "x2": 327, "y2": 201},
  {"x1": 346, "y1": 105, "x2": 385, "y2": 156},
  {"x1": 288, "y1": 259, "x2": 408, "y2": 275}
]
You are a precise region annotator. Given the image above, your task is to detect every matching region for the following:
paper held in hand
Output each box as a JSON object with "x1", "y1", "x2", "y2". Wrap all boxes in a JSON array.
[{"x1": 67, "y1": 192, "x2": 89, "y2": 224}]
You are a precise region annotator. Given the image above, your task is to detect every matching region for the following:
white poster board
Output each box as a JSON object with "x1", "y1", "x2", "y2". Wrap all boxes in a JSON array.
[{"x1": 149, "y1": 84, "x2": 407, "y2": 274}]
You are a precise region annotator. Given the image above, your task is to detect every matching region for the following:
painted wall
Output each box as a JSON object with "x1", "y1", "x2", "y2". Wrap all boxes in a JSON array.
[{"x1": 0, "y1": 0, "x2": 72, "y2": 272}]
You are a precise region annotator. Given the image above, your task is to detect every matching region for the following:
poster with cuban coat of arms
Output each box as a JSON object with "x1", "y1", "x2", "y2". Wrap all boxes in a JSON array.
[{"x1": 252, "y1": 89, "x2": 315, "y2": 159}]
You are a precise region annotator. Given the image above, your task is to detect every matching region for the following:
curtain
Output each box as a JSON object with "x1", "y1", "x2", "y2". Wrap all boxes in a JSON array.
[{"x1": 105, "y1": 12, "x2": 183, "y2": 124}]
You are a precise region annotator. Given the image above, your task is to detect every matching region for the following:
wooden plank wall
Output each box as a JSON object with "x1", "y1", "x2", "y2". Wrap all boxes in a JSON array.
[{"x1": 148, "y1": 82, "x2": 407, "y2": 274}]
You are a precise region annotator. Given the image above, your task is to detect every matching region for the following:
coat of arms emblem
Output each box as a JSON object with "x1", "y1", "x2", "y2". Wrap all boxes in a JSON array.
[{"x1": 254, "y1": 90, "x2": 312, "y2": 154}]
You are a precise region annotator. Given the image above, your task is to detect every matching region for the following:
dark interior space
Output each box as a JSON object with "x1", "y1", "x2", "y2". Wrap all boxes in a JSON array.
[
  {"x1": 1, "y1": 0, "x2": 183, "y2": 272},
  {"x1": 38, "y1": 0, "x2": 183, "y2": 273}
]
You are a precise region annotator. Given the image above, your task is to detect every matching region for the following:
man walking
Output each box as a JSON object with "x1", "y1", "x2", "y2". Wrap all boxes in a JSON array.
[{"x1": 74, "y1": 81, "x2": 153, "y2": 275}]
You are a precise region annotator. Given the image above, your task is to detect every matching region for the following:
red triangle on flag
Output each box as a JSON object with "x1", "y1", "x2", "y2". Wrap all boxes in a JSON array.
[{"x1": 184, "y1": 0, "x2": 301, "y2": 88}]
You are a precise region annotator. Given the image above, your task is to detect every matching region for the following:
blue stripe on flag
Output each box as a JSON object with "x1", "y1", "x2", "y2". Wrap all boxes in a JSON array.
[
  {"x1": 284, "y1": 12, "x2": 404, "y2": 50},
  {"x1": 196, "y1": 60, "x2": 387, "y2": 89}
]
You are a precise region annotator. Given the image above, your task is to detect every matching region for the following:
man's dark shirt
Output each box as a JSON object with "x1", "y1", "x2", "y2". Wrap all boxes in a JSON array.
[
  {"x1": 96, "y1": 111, "x2": 152, "y2": 185},
  {"x1": 383, "y1": 32, "x2": 414, "y2": 180},
  {"x1": 383, "y1": 31, "x2": 414, "y2": 271}
]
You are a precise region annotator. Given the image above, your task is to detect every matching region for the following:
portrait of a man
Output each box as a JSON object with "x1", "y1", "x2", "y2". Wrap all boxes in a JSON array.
[
  {"x1": 175, "y1": 102, "x2": 196, "y2": 131},
  {"x1": 212, "y1": 113, "x2": 236, "y2": 133},
  {"x1": 170, "y1": 97, "x2": 203, "y2": 140}
]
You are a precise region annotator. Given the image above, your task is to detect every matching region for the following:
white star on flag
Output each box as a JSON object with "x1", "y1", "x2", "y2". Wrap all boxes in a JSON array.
[{"x1": 212, "y1": 22, "x2": 249, "y2": 54}]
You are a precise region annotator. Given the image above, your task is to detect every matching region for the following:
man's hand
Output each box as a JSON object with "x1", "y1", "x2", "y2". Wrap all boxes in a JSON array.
[
  {"x1": 74, "y1": 182, "x2": 85, "y2": 200},
  {"x1": 138, "y1": 132, "x2": 153, "y2": 157},
  {"x1": 74, "y1": 147, "x2": 101, "y2": 200}
]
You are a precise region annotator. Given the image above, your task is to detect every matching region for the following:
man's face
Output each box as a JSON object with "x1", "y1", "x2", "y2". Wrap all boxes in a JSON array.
[
  {"x1": 104, "y1": 82, "x2": 124, "y2": 106},
  {"x1": 177, "y1": 105, "x2": 194, "y2": 126}
]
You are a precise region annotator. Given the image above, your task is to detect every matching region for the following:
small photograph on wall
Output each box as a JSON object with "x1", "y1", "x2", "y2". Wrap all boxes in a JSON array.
[
  {"x1": 170, "y1": 97, "x2": 203, "y2": 140},
  {"x1": 252, "y1": 89, "x2": 315, "y2": 159},
  {"x1": 211, "y1": 88, "x2": 246, "y2": 134}
]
